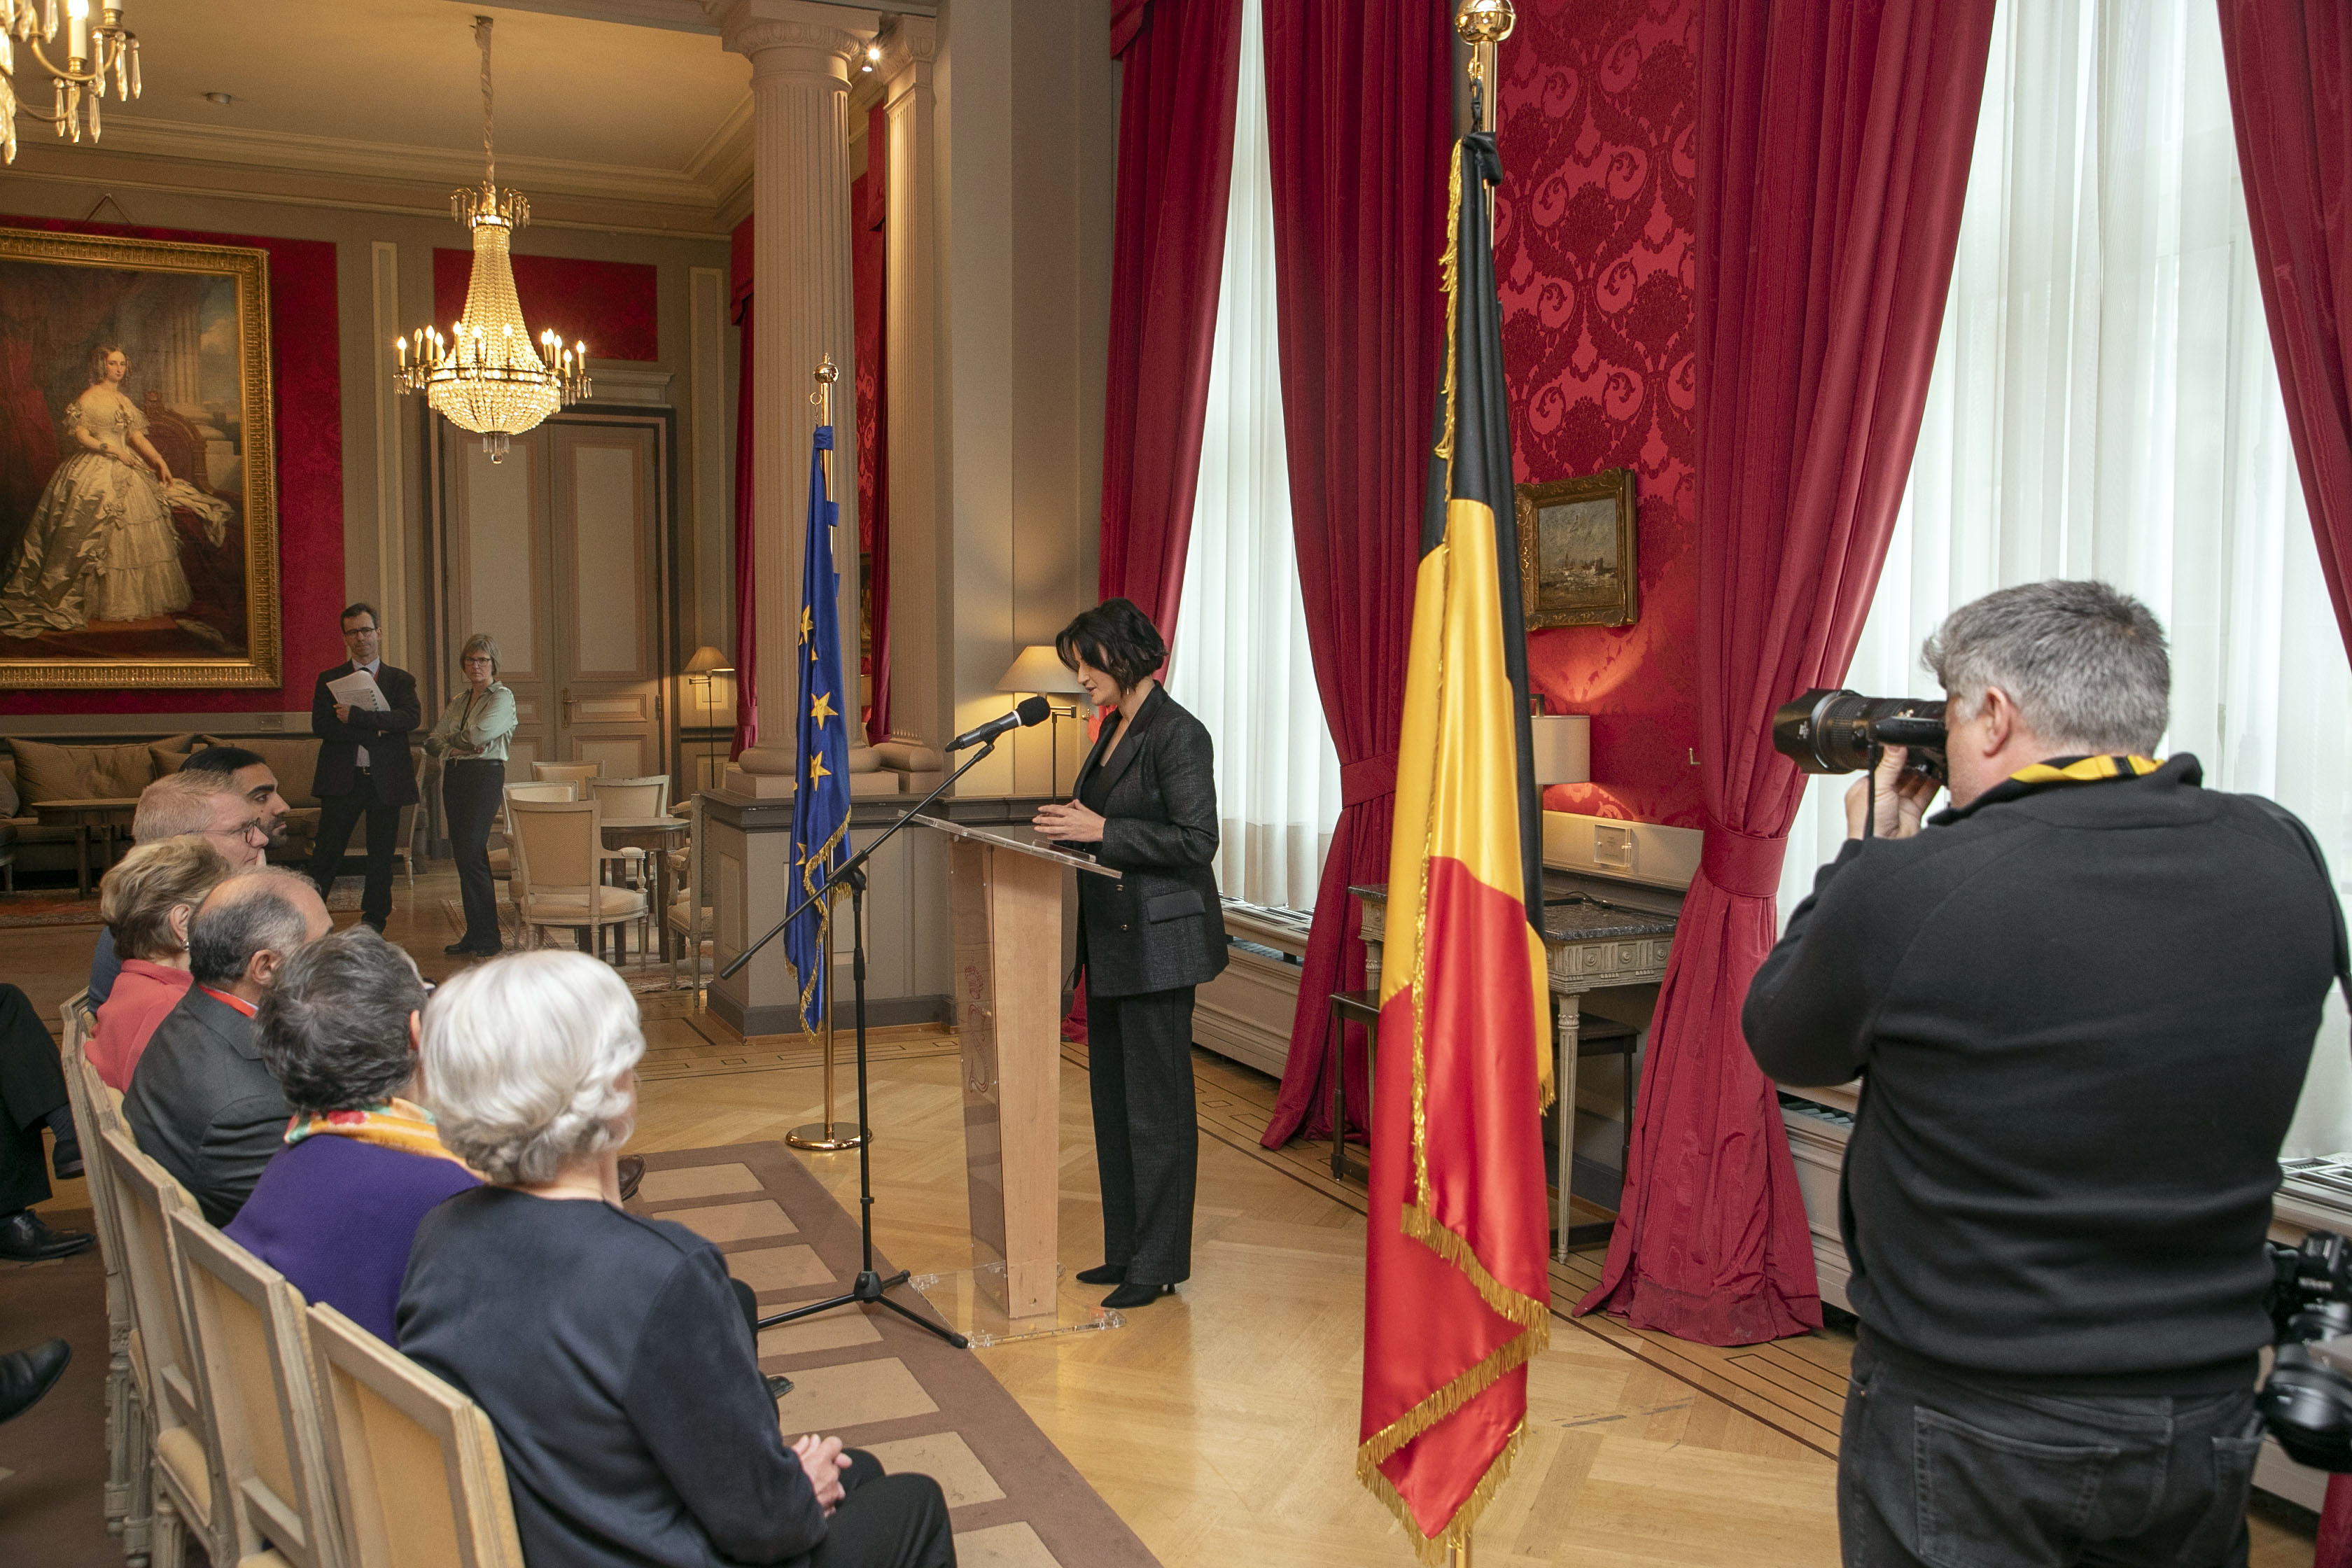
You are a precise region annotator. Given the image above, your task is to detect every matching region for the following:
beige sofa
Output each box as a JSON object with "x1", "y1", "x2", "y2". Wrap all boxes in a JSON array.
[{"x1": 0, "y1": 732, "x2": 424, "y2": 891}]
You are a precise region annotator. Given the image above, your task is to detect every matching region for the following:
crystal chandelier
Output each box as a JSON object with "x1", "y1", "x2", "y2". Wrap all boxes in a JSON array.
[
  {"x1": 0, "y1": 0, "x2": 142, "y2": 165},
  {"x1": 394, "y1": 16, "x2": 589, "y2": 463}
]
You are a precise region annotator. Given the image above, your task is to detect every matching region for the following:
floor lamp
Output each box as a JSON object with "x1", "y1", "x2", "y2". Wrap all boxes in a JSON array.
[
  {"x1": 684, "y1": 644, "x2": 734, "y2": 792},
  {"x1": 996, "y1": 645, "x2": 1088, "y2": 794}
]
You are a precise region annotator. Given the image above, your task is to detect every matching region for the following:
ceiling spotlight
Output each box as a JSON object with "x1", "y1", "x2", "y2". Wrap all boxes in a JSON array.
[
  {"x1": 203, "y1": 91, "x2": 233, "y2": 105},
  {"x1": 867, "y1": 45, "x2": 881, "y2": 60}
]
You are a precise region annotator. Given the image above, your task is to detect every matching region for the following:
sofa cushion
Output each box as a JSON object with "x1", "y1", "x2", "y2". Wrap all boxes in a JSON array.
[
  {"x1": 8, "y1": 738, "x2": 155, "y2": 804},
  {"x1": 204, "y1": 735, "x2": 325, "y2": 808},
  {"x1": 0, "y1": 763, "x2": 16, "y2": 819}
]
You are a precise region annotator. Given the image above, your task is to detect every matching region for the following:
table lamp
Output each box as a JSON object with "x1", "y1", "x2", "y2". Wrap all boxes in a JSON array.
[
  {"x1": 1530, "y1": 713, "x2": 1590, "y2": 786},
  {"x1": 684, "y1": 645, "x2": 734, "y2": 787},
  {"x1": 997, "y1": 644, "x2": 1087, "y2": 793}
]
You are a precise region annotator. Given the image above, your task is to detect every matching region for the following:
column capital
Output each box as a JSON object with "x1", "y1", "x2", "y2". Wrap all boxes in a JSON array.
[
  {"x1": 710, "y1": 0, "x2": 877, "y2": 69},
  {"x1": 877, "y1": 14, "x2": 937, "y2": 85}
]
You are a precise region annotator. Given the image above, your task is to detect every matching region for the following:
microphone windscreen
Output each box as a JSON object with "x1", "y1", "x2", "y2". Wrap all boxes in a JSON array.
[{"x1": 1016, "y1": 694, "x2": 1052, "y2": 727}]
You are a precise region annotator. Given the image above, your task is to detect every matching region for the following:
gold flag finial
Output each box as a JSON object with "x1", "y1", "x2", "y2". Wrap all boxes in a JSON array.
[{"x1": 1453, "y1": 1, "x2": 1513, "y2": 133}]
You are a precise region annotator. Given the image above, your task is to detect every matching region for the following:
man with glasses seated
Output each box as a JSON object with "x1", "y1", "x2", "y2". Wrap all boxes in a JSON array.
[{"x1": 87, "y1": 771, "x2": 269, "y2": 1008}]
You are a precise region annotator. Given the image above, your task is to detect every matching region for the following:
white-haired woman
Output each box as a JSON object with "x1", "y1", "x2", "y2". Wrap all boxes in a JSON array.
[
  {"x1": 423, "y1": 632, "x2": 516, "y2": 957},
  {"x1": 398, "y1": 951, "x2": 953, "y2": 1568}
]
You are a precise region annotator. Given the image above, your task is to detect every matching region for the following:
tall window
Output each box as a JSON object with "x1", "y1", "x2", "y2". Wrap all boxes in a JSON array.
[
  {"x1": 1167, "y1": 0, "x2": 1342, "y2": 913},
  {"x1": 1777, "y1": 0, "x2": 2352, "y2": 1155}
]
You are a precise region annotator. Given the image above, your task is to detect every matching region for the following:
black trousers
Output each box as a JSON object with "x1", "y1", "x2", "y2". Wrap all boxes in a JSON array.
[
  {"x1": 442, "y1": 759, "x2": 505, "y2": 948},
  {"x1": 0, "y1": 984, "x2": 68, "y2": 1214},
  {"x1": 1086, "y1": 983, "x2": 1198, "y2": 1285},
  {"x1": 727, "y1": 1283, "x2": 954, "y2": 1568},
  {"x1": 1838, "y1": 1334, "x2": 2262, "y2": 1567},
  {"x1": 308, "y1": 773, "x2": 401, "y2": 925}
]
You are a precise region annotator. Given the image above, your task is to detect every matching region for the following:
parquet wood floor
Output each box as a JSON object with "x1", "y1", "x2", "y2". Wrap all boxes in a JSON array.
[{"x1": 8, "y1": 866, "x2": 2318, "y2": 1564}]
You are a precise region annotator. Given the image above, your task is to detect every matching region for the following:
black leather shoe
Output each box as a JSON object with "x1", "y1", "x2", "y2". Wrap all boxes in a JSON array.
[
  {"x1": 50, "y1": 1133, "x2": 82, "y2": 1182},
  {"x1": 0, "y1": 1338, "x2": 69, "y2": 1424},
  {"x1": 617, "y1": 1155, "x2": 645, "y2": 1203},
  {"x1": 362, "y1": 917, "x2": 388, "y2": 934},
  {"x1": 0, "y1": 1210, "x2": 94, "y2": 1263},
  {"x1": 444, "y1": 940, "x2": 475, "y2": 955},
  {"x1": 1101, "y1": 1280, "x2": 1175, "y2": 1310},
  {"x1": 1074, "y1": 1263, "x2": 1126, "y2": 1285},
  {"x1": 765, "y1": 1373, "x2": 794, "y2": 1402}
]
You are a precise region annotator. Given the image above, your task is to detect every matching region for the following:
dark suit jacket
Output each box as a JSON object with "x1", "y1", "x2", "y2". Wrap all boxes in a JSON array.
[
  {"x1": 1068, "y1": 685, "x2": 1228, "y2": 998},
  {"x1": 125, "y1": 986, "x2": 290, "y2": 1225},
  {"x1": 310, "y1": 659, "x2": 421, "y2": 806}
]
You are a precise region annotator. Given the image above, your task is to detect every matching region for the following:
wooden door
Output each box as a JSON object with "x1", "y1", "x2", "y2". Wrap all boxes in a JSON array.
[
  {"x1": 445, "y1": 427, "x2": 552, "y2": 786},
  {"x1": 548, "y1": 424, "x2": 662, "y2": 779}
]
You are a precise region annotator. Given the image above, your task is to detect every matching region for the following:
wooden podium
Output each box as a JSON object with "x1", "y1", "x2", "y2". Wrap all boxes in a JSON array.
[{"x1": 917, "y1": 818, "x2": 1116, "y2": 1319}]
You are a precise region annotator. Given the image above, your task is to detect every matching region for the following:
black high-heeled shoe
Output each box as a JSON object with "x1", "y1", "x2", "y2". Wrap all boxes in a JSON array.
[
  {"x1": 1100, "y1": 1280, "x2": 1175, "y2": 1310},
  {"x1": 1074, "y1": 1263, "x2": 1126, "y2": 1285}
]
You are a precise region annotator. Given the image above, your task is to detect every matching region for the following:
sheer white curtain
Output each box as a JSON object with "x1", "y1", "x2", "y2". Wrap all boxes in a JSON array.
[
  {"x1": 1166, "y1": 0, "x2": 1341, "y2": 912},
  {"x1": 1777, "y1": 0, "x2": 2352, "y2": 1156}
]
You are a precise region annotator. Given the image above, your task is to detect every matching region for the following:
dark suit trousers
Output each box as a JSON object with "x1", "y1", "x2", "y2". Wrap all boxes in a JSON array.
[
  {"x1": 1086, "y1": 983, "x2": 1198, "y2": 1284},
  {"x1": 442, "y1": 759, "x2": 505, "y2": 947},
  {"x1": 0, "y1": 984, "x2": 68, "y2": 1213},
  {"x1": 309, "y1": 771, "x2": 400, "y2": 924}
]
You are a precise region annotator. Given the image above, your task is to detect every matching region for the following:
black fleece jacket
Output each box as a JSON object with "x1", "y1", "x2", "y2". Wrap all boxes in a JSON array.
[{"x1": 1746, "y1": 755, "x2": 2339, "y2": 1390}]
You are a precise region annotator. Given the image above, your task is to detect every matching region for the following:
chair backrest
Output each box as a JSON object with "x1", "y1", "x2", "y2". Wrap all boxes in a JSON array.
[
  {"x1": 99, "y1": 1124, "x2": 230, "y2": 1528},
  {"x1": 530, "y1": 760, "x2": 601, "y2": 788},
  {"x1": 589, "y1": 775, "x2": 669, "y2": 821},
  {"x1": 172, "y1": 1211, "x2": 345, "y2": 1568},
  {"x1": 305, "y1": 1302, "x2": 525, "y2": 1568},
  {"x1": 59, "y1": 1000, "x2": 127, "y2": 1283},
  {"x1": 506, "y1": 797, "x2": 604, "y2": 895}
]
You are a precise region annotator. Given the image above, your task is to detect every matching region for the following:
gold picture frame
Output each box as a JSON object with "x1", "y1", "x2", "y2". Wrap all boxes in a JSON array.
[
  {"x1": 0, "y1": 226, "x2": 279, "y2": 688},
  {"x1": 1517, "y1": 468, "x2": 1637, "y2": 629}
]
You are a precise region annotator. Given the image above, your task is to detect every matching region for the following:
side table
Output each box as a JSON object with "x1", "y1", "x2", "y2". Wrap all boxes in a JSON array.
[{"x1": 35, "y1": 797, "x2": 141, "y2": 897}]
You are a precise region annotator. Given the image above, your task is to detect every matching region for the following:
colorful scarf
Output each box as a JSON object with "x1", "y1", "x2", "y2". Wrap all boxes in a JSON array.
[
  {"x1": 2008, "y1": 754, "x2": 2163, "y2": 785},
  {"x1": 284, "y1": 1097, "x2": 476, "y2": 1171}
]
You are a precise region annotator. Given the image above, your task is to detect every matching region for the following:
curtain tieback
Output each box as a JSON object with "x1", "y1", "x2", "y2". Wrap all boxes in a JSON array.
[
  {"x1": 1700, "y1": 816, "x2": 1786, "y2": 899},
  {"x1": 1340, "y1": 752, "x2": 1398, "y2": 808}
]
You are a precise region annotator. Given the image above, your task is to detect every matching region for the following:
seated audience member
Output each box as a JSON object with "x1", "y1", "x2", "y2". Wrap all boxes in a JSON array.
[
  {"x1": 127, "y1": 867, "x2": 330, "y2": 1224},
  {"x1": 90, "y1": 837, "x2": 234, "y2": 1091},
  {"x1": 0, "y1": 985, "x2": 92, "y2": 1262},
  {"x1": 90, "y1": 771, "x2": 267, "y2": 1008},
  {"x1": 227, "y1": 927, "x2": 479, "y2": 1343},
  {"x1": 180, "y1": 744, "x2": 293, "y2": 855},
  {"x1": 401, "y1": 952, "x2": 953, "y2": 1568}
]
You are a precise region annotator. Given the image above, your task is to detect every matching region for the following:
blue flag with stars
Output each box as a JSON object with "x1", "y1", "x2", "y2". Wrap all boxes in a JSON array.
[{"x1": 787, "y1": 421, "x2": 850, "y2": 1037}]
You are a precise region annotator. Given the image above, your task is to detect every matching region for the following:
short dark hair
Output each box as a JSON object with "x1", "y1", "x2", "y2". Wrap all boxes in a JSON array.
[
  {"x1": 181, "y1": 745, "x2": 265, "y2": 780},
  {"x1": 1055, "y1": 598, "x2": 1166, "y2": 694},
  {"x1": 188, "y1": 869, "x2": 315, "y2": 988},
  {"x1": 256, "y1": 927, "x2": 425, "y2": 1115},
  {"x1": 340, "y1": 603, "x2": 378, "y2": 629}
]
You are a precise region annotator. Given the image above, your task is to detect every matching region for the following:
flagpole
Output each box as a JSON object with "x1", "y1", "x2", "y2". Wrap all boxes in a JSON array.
[{"x1": 788, "y1": 353, "x2": 863, "y2": 1154}]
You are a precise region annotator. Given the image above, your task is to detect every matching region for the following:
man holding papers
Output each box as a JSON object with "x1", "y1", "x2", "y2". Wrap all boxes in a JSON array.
[{"x1": 304, "y1": 602, "x2": 420, "y2": 932}]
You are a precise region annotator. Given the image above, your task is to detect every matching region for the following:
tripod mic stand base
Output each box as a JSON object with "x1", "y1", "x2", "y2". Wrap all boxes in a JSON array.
[
  {"x1": 785, "y1": 1123, "x2": 868, "y2": 1152},
  {"x1": 757, "y1": 1268, "x2": 970, "y2": 1350}
]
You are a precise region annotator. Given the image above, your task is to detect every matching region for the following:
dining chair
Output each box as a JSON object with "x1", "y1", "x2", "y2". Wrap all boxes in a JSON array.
[
  {"x1": 62, "y1": 994, "x2": 152, "y2": 1558},
  {"x1": 507, "y1": 797, "x2": 648, "y2": 962}
]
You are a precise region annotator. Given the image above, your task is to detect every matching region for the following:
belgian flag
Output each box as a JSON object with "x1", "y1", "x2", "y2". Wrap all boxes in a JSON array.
[{"x1": 1357, "y1": 132, "x2": 1553, "y2": 1561}]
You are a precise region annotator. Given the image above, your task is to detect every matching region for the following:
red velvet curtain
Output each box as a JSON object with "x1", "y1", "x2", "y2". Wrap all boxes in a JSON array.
[
  {"x1": 731, "y1": 290, "x2": 758, "y2": 762},
  {"x1": 1254, "y1": 0, "x2": 1452, "y2": 1148},
  {"x1": 1578, "y1": 0, "x2": 1996, "y2": 1345},
  {"x1": 854, "y1": 100, "x2": 892, "y2": 746},
  {"x1": 1096, "y1": 0, "x2": 1243, "y2": 639},
  {"x1": 2219, "y1": 3, "x2": 2352, "y2": 661}
]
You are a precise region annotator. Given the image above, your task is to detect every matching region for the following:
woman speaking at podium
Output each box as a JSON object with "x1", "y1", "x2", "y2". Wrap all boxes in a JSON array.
[{"x1": 1032, "y1": 598, "x2": 1226, "y2": 1312}]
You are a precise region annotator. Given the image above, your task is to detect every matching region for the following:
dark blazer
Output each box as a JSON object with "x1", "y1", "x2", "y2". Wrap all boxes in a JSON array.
[
  {"x1": 1068, "y1": 685, "x2": 1228, "y2": 998},
  {"x1": 125, "y1": 986, "x2": 290, "y2": 1226},
  {"x1": 310, "y1": 659, "x2": 421, "y2": 806}
]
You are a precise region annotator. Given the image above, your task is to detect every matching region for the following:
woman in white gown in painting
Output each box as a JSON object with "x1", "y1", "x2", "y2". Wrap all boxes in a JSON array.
[{"x1": 0, "y1": 344, "x2": 193, "y2": 636}]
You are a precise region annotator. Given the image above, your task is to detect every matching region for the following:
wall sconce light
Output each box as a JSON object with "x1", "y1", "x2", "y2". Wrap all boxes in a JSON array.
[{"x1": 997, "y1": 644, "x2": 1087, "y2": 794}]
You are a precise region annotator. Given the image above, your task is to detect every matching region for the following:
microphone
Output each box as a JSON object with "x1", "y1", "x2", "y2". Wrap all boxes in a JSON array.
[{"x1": 946, "y1": 694, "x2": 1052, "y2": 752}]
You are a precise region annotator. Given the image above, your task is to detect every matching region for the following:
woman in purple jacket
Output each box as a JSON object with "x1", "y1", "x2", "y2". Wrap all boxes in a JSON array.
[{"x1": 225, "y1": 927, "x2": 479, "y2": 1342}]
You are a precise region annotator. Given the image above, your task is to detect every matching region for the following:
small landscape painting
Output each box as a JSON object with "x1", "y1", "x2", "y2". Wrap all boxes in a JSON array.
[{"x1": 1518, "y1": 468, "x2": 1638, "y2": 630}]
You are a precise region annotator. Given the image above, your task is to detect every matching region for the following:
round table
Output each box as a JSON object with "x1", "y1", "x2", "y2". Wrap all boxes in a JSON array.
[{"x1": 600, "y1": 816, "x2": 690, "y2": 959}]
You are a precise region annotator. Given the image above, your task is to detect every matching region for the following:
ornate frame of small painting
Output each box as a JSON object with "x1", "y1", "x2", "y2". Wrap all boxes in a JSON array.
[
  {"x1": 1516, "y1": 468, "x2": 1637, "y2": 630},
  {"x1": 0, "y1": 225, "x2": 280, "y2": 689}
]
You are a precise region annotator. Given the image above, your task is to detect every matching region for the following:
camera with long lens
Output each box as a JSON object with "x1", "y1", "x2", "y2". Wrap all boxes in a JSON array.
[
  {"x1": 2260, "y1": 1229, "x2": 2352, "y2": 1471},
  {"x1": 1770, "y1": 688, "x2": 1949, "y2": 785}
]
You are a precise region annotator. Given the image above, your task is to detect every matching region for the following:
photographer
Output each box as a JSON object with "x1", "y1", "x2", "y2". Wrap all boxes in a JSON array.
[{"x1": 1746, "y1": 580, "x2": 2342, "y2": 1568}]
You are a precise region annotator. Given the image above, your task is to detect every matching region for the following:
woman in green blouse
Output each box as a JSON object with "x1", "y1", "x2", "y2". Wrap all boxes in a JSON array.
[{"x1": 425, "y1": 634, "x2": 517, "y2": 956}]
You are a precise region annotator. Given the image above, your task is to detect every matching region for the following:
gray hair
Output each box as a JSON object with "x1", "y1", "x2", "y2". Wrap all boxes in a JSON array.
[
  {"x1": 420, "y1": 951, "x2": 642, "y2": 1186},
  {"x1": 459, "y1": 632, "x2": 501, "y2": 676},
  {"x1": 134, "y1": 771, "x2": 233, "y2": 843},
  {"x1": 1922, "y1": 580, "x2": 2170, "y2": 755},
  {"x1": 188, "y1": 867, "x2": 319, "y2": 988},
  {"x1": 255, "y1": 927, "x2": 426, "y2": 1116}
]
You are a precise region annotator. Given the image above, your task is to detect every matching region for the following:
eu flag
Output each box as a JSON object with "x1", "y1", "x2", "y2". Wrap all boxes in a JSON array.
[{"x1": 787, "y1": 422, "x2": 850, "y2": 1037}]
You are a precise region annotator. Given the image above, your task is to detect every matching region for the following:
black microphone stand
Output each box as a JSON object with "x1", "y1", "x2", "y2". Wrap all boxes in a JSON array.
[{"x1": 719, "y1": 738, "x2": 1007, "y2": 1348}]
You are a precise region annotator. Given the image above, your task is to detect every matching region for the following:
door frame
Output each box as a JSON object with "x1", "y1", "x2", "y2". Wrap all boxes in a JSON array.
[{"x1": 424, "y1": 403, "x2": 680, "y2": 853}]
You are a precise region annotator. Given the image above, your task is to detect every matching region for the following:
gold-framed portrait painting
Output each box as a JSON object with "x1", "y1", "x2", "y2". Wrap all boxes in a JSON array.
[
  {"x1": 0, "y1": 227, "x2": 279, "y2": 689},
  {"x1": 1517, "y1": 468, "x2": 1638, "y2": 630}
]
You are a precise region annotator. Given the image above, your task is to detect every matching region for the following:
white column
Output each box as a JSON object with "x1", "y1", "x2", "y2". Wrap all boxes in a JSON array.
[
  {"x1": 716, "y1": 0, "x2": 874, "y2": 786},
  {"x1": 878, "y1": 15, "x2": 941, "y2": 760}
]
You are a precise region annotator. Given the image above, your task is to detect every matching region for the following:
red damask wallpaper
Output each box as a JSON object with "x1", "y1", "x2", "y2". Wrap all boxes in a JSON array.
[
  {"x1": 432, "y1": 250, "x2": 659, "y2": 363},
  {"x1": 1498, "y1": 0, "x2": 1702, "y2": 827}
]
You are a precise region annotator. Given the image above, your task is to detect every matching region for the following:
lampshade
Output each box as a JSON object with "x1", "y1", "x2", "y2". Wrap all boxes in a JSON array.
[
  {"x1": 1530, "y1": 714, "x2": 1590, "y2": 785},
  {"x1": 996, "y1": 645, "x2": 1086, "y2": 696},
  {"x1": 684, "y1": 645, "x2": 734, "y2": 676}
]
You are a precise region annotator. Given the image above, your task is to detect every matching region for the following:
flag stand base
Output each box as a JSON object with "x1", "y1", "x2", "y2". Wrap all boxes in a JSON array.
[{"x1": 786, "y1": 1124, "x2": 867, "y2": 1152}]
